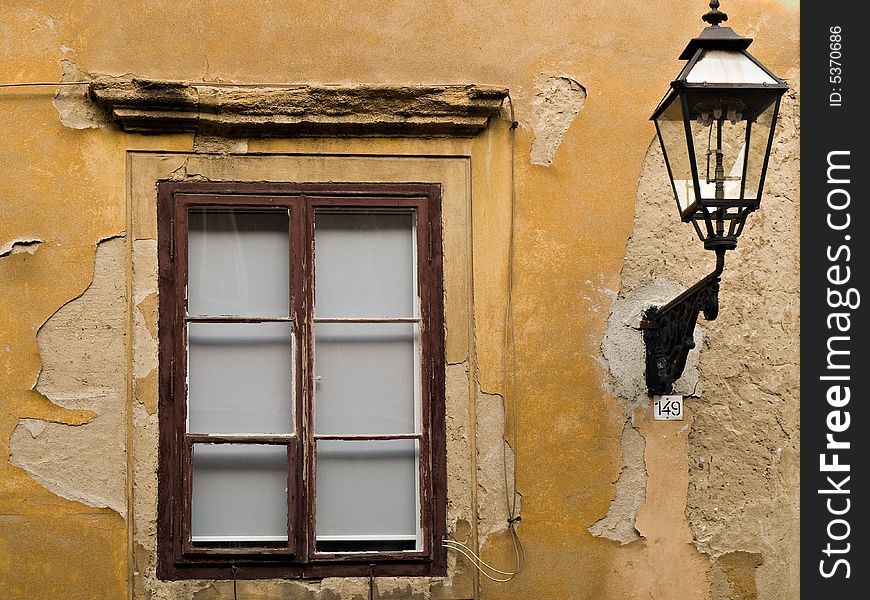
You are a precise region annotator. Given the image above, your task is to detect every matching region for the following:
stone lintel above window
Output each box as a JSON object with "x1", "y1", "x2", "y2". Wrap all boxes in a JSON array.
[{"x1": 88, "y1": 78, "x2": 509, "y2": 137}]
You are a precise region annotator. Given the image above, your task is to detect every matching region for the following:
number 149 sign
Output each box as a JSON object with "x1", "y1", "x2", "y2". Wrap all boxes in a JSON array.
[{"x1": 653, "y1": 395, "x2": 684, "y2": 421}]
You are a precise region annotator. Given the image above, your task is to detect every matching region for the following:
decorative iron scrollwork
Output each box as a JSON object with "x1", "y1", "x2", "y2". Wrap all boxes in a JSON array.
[{"x1": 642, "y1": 250, "x2": 725, "y2": 396}]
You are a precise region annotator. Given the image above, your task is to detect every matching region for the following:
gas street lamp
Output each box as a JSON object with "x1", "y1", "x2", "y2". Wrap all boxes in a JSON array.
[{"x1": 643, "y1": 0, "x2": 789, "y2": 395}]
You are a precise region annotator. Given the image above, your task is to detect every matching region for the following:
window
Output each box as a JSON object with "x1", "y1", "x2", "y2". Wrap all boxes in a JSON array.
[{"x1": 156, "y1": 182, "x2": 446, "y2": 579}]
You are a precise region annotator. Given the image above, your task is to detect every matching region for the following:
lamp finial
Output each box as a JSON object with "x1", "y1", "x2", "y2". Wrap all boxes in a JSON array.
[{"x1": 702, "y1": 0, "x2": 728, "y2": 27}]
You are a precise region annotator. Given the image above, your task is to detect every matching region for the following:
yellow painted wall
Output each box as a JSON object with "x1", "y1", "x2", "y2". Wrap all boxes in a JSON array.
[{"x1": 1, "y1": 1, "x2": 799, "y2": 599}]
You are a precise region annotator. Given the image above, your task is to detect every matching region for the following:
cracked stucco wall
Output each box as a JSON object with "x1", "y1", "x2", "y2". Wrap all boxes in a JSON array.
[
  {"x1": 685, "y1": 75, "x2": 801, "y2": 600},
  {"x1": 596, "y1": 72, "x2": 800, "y2": 600}
]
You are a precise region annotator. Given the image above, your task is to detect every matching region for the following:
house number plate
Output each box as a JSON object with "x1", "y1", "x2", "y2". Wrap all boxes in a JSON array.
[{"x1": 653, "y1": 395, "x2": 683, "y2": 421}]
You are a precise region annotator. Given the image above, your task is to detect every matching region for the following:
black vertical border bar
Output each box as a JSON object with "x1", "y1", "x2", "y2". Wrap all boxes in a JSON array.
[{"x1": 801, "y1": 3, "x2": 868, "y2": 596}]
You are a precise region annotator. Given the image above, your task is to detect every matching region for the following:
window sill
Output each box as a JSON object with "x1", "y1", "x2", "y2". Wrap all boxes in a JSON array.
[{"x1": 159, "y1": 556, "x2": 447, "y2": 581}]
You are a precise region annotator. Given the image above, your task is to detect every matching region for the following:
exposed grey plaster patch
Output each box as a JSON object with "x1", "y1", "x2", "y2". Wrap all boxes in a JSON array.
[
  {"x1": 132, "y1": 402, "x2": 158, "y2": 538},
  {"x1": 529, "y1": 76, "x2": 586, "y2": 165},
  {"x1": 193, "y1": 134, "x2": 249, "y2": 154},
  {"x1": 132, "y1": 239, "x2": 158, "y2": 301},
  {"x1": 601, "y1": 279, "x2": 705, "y2": 409},
  {"x1": 9, "y1": 236, "x2": 127, "y2": 515},
  {"x1": 444, "y1": 363, "x2": 473, "y2": 533},
  {"x1": 19, "y1": 418, "x2": 48, "y2": 437},
  {"x1": 10, "y1": 419, "x2": 117, "y2": 510},
  {"x1": 132, "y1": 239, "x2": 158, "y2": 379},
  {"x1": 476, "y1": 389, "x2": 520, "y2": 541},
  {"x1": 595, "y1": 250, "x2": 707, "y2": 544},
  {"x1": 588, "y1": 420, "x2": 646, "y2": 544},
  {"x1": 436, "y1": 364, "x2": 477, "y2": 598},
  {"x1": 373, "y1": 581, "x2": 424, "y2": 600},
  {"x1": 52, "y1": 59, "x2": 110, "y2": 129},
  {"x1": 319, "y1": 577, "x2": 370, "y2": 600},
  {"x1": 150, "y1": 580, "x2": 214, "y2": 600},
  {"x1": 0, "y1": 238, "x2": 42, "y2": 257},
  {"x1": 324, "y1": 578, "x2": 427, "y2": 600},
  {"x1": 131, "y1": 402, "x2": 161, "y2": 600}
]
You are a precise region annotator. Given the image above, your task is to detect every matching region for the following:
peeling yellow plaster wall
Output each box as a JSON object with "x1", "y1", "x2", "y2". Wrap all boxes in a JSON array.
[
  {"x1": 1, "y1": 7, "x2": 129, "y2": 595},
  {"x1": 0, "y1": 110, "x2": 127, "y2": 600}
]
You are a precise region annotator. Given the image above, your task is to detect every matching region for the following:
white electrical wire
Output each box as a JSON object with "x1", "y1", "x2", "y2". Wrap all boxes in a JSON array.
[{"x1": 442, "y1": 534, "x2": 524, "y2": 583}]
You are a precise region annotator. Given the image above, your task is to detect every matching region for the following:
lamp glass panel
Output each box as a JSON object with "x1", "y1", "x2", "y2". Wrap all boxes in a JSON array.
[
  {"x1": 743, "y1": 100, "x2": 778, "y2": 202},
  {"x1": 688, "y1": 116, "x2": 749, "y2": 201},
  {"x1": 655, "y1": 95, "x2": 696, "y2": 214}
]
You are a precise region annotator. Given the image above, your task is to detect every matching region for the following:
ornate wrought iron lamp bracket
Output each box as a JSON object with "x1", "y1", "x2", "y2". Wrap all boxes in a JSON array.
[{"x1": 641, "y1": 249, "x2": 726, "y2": 395}]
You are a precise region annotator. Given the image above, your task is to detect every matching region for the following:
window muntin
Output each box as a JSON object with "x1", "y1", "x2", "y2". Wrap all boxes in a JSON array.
[{"x1": 157, "y1": 183, "x2": 445, "y2": 579}]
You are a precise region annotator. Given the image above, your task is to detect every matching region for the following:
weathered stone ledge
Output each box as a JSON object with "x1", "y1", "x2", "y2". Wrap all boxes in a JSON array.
[{"x1": 88, "y1": 78, "x2": 509, "y2": 137}]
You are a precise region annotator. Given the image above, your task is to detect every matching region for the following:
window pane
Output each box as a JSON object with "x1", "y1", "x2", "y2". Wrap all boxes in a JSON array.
[
  {"x1": 314, "y1": 322, "x2": 419, "y2": 435},
  {"x1": 315, "y1": 439, "x2": 419, "y2": 551},
  {"x1": 188, "y1": 209, "x2": 290, "y2": 317},
  {"x1": 188, "y1": 322, "x2": 294, "y2": 435},
  {"x1": 191, "y1": 444, "x2": 288, "y2": 543},
  {"x1": 314, "y1": 211, "x2": 417, "y2": 318}
]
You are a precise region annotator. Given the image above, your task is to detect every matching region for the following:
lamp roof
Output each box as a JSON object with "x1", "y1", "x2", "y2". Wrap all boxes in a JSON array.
[
  {"x1": 650, "y1": 1, "x2": 788, "y2": 121},
  {"x1": 679, "y1": 26, "x2": 753, "y2": 60}
]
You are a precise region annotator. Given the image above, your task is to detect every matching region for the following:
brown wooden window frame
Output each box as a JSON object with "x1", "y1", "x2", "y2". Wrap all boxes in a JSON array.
[{"x1": 156, "y1": 181, "x2": 447, "y2": 580}]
